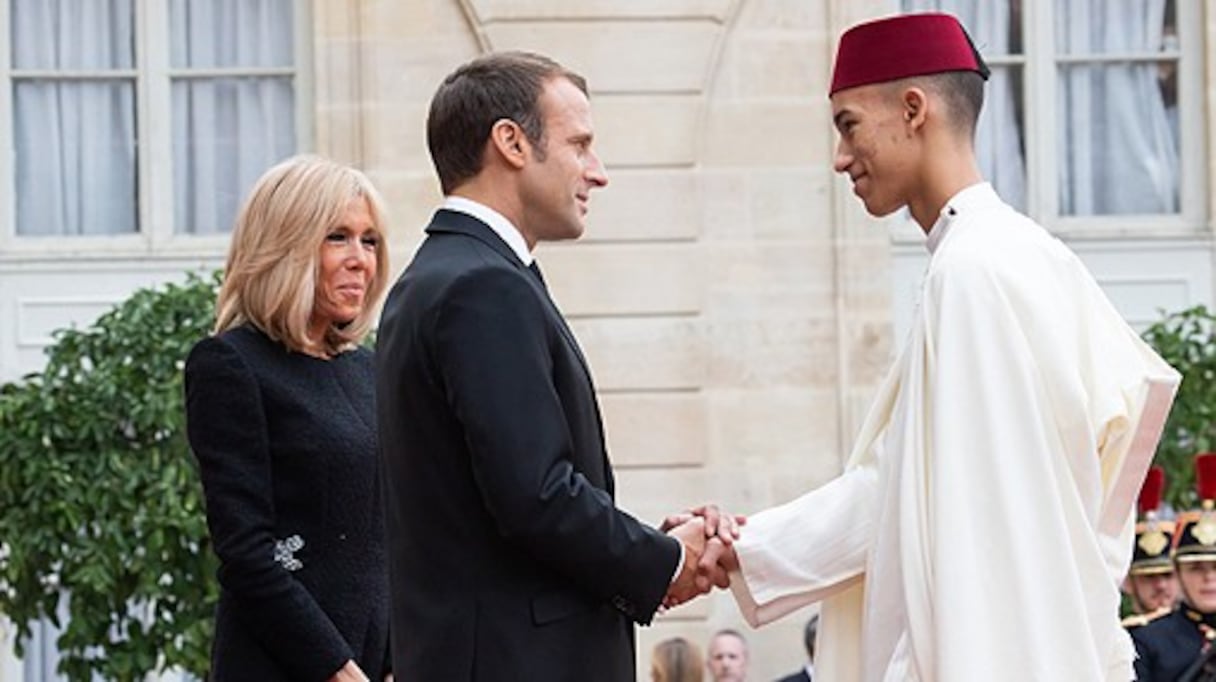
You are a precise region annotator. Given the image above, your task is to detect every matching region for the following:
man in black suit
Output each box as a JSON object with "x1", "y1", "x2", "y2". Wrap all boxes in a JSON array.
[
  {"x1": 775, "y1": 615, "x2": 818, "y2": 682},
  {"x1": 376, "y1": 51, "x2": 718, "y2": 681}
]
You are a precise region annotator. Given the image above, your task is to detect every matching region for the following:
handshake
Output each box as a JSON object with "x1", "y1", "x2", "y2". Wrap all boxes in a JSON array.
[{"x1": 661, "y1": 505, "x2": 746, "y2": 609}]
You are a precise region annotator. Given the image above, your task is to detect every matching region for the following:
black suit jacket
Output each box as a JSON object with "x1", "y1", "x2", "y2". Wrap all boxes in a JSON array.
[
  {"x1": 185, "y1": 326, "x2": 390, "y2": 681},
  {"x1": 376, "y1": 209, "x2": 681, "y2": 681},
  {"x1": 775, "y1": 669, "x2": 812, "y2": 682}
]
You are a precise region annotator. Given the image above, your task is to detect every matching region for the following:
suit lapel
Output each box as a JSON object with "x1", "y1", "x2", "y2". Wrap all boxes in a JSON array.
[{"x1": 425, "y1": 210, "x2": 599, "y2": 390}]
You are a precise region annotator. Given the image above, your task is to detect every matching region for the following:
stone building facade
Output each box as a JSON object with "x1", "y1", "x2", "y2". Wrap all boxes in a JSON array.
[{"x1": 2, "y1": 1, "x2": 1214, "y2": 679}]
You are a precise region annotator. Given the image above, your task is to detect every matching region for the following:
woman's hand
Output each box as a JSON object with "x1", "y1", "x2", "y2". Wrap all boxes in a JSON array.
[{"x1": 328, "y1": 660, "x2": 369, "y2": 682}]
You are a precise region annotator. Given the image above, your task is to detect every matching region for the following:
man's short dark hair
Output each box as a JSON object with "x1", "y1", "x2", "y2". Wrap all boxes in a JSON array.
[
  {"x1": 804, "y1": 614, "x2": 819, "y2": 660},
  {"x1": 426, "y1": 51, "x2": 588, "y2": 194},
  {"x1": 928, "y1": 70, "x2": 987, "y2": 137},
  {"x1": 883, "y1": 68, "x2": 986, "y2": 141}
]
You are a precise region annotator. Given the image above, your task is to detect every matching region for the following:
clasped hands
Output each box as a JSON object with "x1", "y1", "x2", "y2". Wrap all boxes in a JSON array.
[{"x1": 662, "y1": 504, "x2": 745, "y2": 609}]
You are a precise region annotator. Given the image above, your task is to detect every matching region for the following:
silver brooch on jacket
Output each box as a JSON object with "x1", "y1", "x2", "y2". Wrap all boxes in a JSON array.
[{"x1": 273, "y1": 535, "x2": 304, "y2": 572}]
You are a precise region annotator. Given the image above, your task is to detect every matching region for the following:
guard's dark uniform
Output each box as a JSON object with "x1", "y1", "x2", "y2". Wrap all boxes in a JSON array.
[
  {"x1": 1132, "y1": 455, "x2": 1216, "y2": 682},
  {"x1": 1131, "y1": 605, "x2": 1214, "y2": 681}
]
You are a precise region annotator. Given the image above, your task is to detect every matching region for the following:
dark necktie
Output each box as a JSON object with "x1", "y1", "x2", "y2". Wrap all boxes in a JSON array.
[{"x1": 527, "y1": 260, "x2": 546, "y2": 288}]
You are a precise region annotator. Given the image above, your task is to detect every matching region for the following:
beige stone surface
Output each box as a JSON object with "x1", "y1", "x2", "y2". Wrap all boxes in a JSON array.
[
  {"x1": 615, "y1": 467, "x2": 716, "y2": 521},
  {"x1": 572, "y1": 315, "x2": 707, "y2": 391},
  {"x1": 581, "y1": 169, "x2": 702, "y2": 241},
  {"x1": 23, "y1": 1, "x2": 1184, "y2": 680},
  {"x1": 719, "y1": 33, "x2": 824, "y2": 99},
  {"x1": 702, "y1": 100, "x2": 827, "y2": 167},
  {"x1": 700, "y1": 241, "x2": 835, "y2": 294},
  {"x1": 739, "y1": 0, "x2": 830, "y2": 31},
  {"x1": 470, "y1": 0, "x2": 735, "y2": 21},
  {"x1": 484, "y1": 21, "x2": 722, "y2": 93},
  {"x1": 539, "y1": 242, "x2": 703, "y2": 316},
  {"x1": 593, "y1": 94, "x2": 703, "y2": 167},
  {"x1": 601, "y1": 391, "x2": 709, "y2": 467}
]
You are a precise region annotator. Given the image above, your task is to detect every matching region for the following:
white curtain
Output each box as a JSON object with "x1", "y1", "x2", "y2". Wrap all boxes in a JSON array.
[
  {"x1": 901, "y1": 0, "x2": 1027, "y2": 211},
  {"x1": 170, "y1": 0, "x2": 296, "y2": 234},
  {"x1": 1057, "y1": 0, "x2": 1177, "y2": 215},
  {"x1": 11, "y1": 0, "x2": 137, "y2": 236}
]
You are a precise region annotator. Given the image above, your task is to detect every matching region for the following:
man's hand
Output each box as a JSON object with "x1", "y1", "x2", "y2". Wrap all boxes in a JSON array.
[
  {"x1": 659, "y1": 503, "x2": 746, "y2": 546},
  {"x1": 664, "y1": 517, "x2": 708, "y2": 607},
  {"x1": 697, "y1": 536, "x2": 739, "y2": 592}
]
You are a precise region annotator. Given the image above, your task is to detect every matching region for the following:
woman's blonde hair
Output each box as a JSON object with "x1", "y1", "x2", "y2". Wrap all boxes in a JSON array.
[
  {"x1": 651, "y1": 637, "x2": 703, "y2": 682},
  {"x1": 214, "y1": 155, "x2": 390, "y2": 356}
]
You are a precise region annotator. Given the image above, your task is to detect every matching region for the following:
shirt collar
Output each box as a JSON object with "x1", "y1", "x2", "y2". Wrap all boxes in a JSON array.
[
  {"x1": 924, "y1": 182, "x2": 999, "y2": 255},
  {"x1": 441, "y1": 195, "x2": 533, "y2": 265}
]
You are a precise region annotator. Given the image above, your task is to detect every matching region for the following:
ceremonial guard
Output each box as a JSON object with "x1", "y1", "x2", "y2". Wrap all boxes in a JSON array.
[
  {"x1": 1133, "y1": 455, "x2": 1216, "y2": 681},
  {"x1": 1123, "y1": 467, "x2": 1178, "y2": 629}
]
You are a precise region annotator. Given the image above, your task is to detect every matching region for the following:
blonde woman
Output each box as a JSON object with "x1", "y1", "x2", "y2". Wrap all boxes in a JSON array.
[
  {"x1": 184, "y1": 155, "x2": 391, "y2": 681},
  {"x1": 651, "y1": 637, "x2": 704, "y2": 682}
]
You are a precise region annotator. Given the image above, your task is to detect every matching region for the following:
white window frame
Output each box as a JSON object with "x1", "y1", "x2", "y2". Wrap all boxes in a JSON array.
[
  {"x1": 0, "y1": 0, "x2": 314, "y2": 259},
  {"x1": 1025, "y1": 0, "x2": 1204, "y2": 237},
  {"x1": 889, "y1": 0, "x2": 1205, "y2": 241}
]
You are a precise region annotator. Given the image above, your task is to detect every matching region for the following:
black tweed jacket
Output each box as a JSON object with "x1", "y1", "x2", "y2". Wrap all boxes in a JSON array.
[{"x1": 185, "y1": 324, "x2": 389, "y2": 681}]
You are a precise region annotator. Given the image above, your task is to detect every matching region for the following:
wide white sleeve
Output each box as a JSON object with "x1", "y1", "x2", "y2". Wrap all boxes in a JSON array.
[{"x1": 728, "y1": 465, "x2": 877, "y2": 627}]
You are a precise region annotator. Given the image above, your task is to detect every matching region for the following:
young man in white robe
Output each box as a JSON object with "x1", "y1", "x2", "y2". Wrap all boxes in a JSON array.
[{"x1": 694, "y1": 12, "x2": 1181, "y2": 682}]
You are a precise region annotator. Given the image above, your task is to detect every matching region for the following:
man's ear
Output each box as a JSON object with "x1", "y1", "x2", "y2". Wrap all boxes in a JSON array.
[
  {"x1": 489, "y1": 118, "x2": 528, "y2": 170},
  {"x1": 901, "y1": 86, "x2": 929, "y2": 128}
]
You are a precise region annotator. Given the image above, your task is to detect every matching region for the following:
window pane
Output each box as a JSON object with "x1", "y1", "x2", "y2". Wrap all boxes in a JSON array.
[
  {"x1": 1054, "y1": 1, "x2": 1179, "y2": 215},
  {"x1": 1056, "y1": 62, "x2": 1178, "y2": 215},
  {"x1": 977, "y1": 64, "x2": 1026, "y2": 212},
  {"x1": 1055, "y1": 0, "x2": 1171, "y2": 56},
  {"x1": 901, "y1": 0, "x2": 1022, "y2": 56},
  {"x1": 1160, "y1": 0, "x2": 1180, "y2": 151},
  {"x1": 169, "y1": 0, "x2": 294, "y2": 69},
  {"x1": 172, "y1": 77, "x2": 295, "y2": 234},
  {"x1": 14, "y1": 80, "x2": 138, "y2": 235},
  {"x1": 10, "y1": 0, "x2": 134, "y2": 70}
]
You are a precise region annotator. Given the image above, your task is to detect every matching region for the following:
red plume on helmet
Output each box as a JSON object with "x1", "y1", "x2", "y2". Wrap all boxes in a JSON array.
[
  {"x1": 1197, "y1": 453, "x2": 1216, "y2": 507},
  {"x1": 1138, "y1": 467, "x2": 1164, "y2": 517},
  {"x1": 1129, "y1": 466, "x2": 1174, "y2": 575}
]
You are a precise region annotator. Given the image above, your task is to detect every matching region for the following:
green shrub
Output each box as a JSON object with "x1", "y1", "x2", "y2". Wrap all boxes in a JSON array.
[
  {"x1": 0, "y1": 272, "x2": 221, "y2": 680},
  {"x1": 1142, "y1": 304, "x2": 1216, "y2": 510}
]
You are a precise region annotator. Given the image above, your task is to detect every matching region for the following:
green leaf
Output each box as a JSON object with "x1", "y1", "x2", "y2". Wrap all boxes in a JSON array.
[
  {"x1": 1143, "y1": 305, "x2": 1216, "y2": 509},
  {"x1": 0, "y1": 271, "x2": 221, "y2": 679}
]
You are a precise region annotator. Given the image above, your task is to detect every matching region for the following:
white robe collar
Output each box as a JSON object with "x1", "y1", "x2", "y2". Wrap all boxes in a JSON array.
[{"x1": 924, "y1": 182, "x2": 1000, "y2": 255}]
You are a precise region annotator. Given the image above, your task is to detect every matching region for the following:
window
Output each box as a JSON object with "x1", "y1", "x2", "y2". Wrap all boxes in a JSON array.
[
  {"x1": 1, "y1": 0, "x2": 308, "y2": 249},
  {"x1": 899, "y1": 0, "x2": 1201, "y2": 234}
]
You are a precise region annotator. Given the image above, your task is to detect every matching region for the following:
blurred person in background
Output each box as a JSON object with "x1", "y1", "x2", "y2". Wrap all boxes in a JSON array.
[
  {"x1": 776, "y1": 614, "x2": 818, "y2": 682},
  {"x1": 652, "y1": 637, "x2": 704, "y2": 682},
  {"x1": 707, "y1": 629, "x2": 748, "y2": 682},
  {"x1": 1123, "y1": 467, "x2": 1179, "y2": 630},
  {"x1": 1133, "y1": 454, "x2": 1216, "y2": 682}
]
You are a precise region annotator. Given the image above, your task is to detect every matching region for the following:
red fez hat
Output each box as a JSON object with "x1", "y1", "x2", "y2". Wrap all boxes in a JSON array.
[{"x1": 830, "y1": 13, "x2": 991, "y2": 96}]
